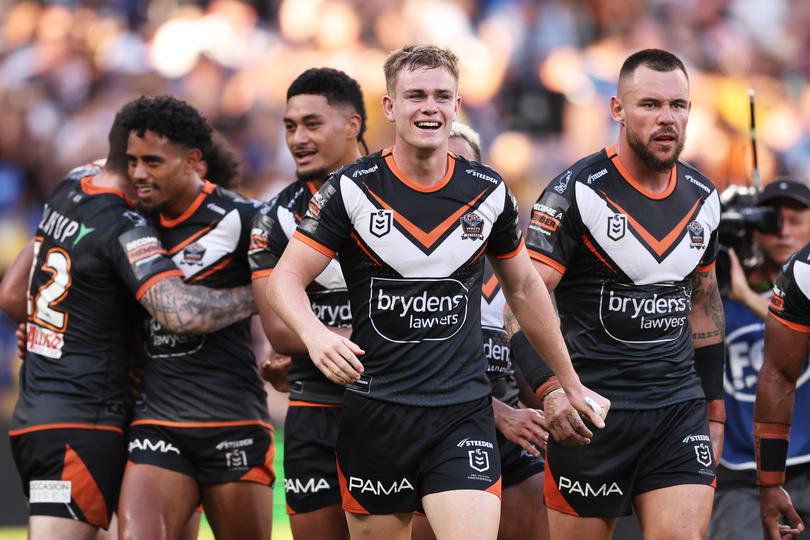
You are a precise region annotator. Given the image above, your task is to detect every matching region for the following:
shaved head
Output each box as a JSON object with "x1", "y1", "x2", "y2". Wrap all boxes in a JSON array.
[{"x1": 618, "y1": 49, "x2": 688, "y2": 96}]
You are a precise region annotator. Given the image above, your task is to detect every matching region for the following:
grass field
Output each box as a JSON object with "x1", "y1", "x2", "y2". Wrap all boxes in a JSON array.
[{"x1": 0, "y1": 430, "x2": 293, "y2": 540}]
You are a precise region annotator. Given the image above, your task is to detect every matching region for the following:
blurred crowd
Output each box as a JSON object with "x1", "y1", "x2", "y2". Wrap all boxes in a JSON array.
[{"x1": 2, "y1": 0, "x2": 810, "y2": 409}]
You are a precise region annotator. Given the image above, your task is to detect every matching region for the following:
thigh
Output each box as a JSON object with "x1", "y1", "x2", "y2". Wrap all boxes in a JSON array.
[
  {"x1": 500, "y1": 473, "x2": 548, "y2": 540},
  {"x1": 11, "y1": 428, "x2": 125, "y2": 531},
  {"x1": 634, "y1": 484, "x2": 714, "y2": 540},
  {"x1": 29, "y1": 515, "x2": 98, "y2": 540},
  {"x1": 289, "y1": 505, "x2": 350, "y2": 540},
  {"x1": 707, "y1": 484, "x2": 761, "y2": 540},
  {"x1": 345, "y1": 513, "x2": 413, "y2": 540},
  {"x1": 546, "y1": 508, "x2": 616, "y2": 540},
  {"x1": 422, "y1": 490, "x2": 500, "y2": 540},
  {"x1": 117, "y1": 464, "x2": 199, "y2": 540},
  {"x1": 284, "y1": 405, "x2": 343, "y2": 515},
  {"x1": 336, "y1": 394, "x2": 422, "y2": 515},
  {"x1": 201, "y1": 481, "x2": 273, "y2": 540}
]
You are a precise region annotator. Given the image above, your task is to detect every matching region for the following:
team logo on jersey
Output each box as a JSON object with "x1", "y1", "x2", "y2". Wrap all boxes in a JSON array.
[
  {"x1": 181, "y1": 242, "x2": 206, "y2": 266},
  {"x1": 122, "y1": 210, "x2": 147, "y2": 227},
  {"x1": 694, "y1": 443, "x2": 712, "y2": 467},
  {"x1": 554, "y1": 170, "x2": 572, "y2": 194},
  {"x1": 369, "y1": 209, "x2": 392, "y2": 237},
  {"x1": 460, "y1": 212, "x2": 484, "y2": 240},
  {"x1": 687, "y1": 220, "x2": 705, "y2": 249},
  {"x1": 468, "y1": 449, "x2": 490, "y2": 472},
  {"x1": 607, "y1": 214, "x2": 627, "y2": 241}
]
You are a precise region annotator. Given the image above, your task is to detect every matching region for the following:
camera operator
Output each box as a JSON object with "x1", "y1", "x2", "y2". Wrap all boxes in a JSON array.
[{"x1": 709, "y1": 179, "x2": 810, "y2": 540}]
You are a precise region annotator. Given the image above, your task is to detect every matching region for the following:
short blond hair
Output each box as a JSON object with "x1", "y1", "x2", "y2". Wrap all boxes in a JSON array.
[
  {"x1": 383, "y1": 44, "x2": 459, "y2": 95},
  {"x1": 449, "y1": 122, "x2": 481, "y2": 161}
]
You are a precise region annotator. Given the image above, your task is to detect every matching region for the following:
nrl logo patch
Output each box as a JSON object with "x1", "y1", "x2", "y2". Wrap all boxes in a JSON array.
[
  {"x1": 694, "y1": 443, "x2": 712, "y2": 467},
  {"x1": 369, "y1": 209, "x2": 392, "y2": 238},
  {"x1": 607, "y1": 214, "x2": 626, "y2": 241},
  {"x1": 460, "y1": 212, "x2": 484, "y2": 240},
  {"x1": 687, "y1": 220, "x2": 705, "y2": 249},
  {"x1": 468, "y1": 449, "x2": 490, "y2": 472}
]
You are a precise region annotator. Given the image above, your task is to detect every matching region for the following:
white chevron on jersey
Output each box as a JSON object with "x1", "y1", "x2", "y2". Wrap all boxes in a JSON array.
[
  {"x1": 794, "y1": 260, "x2": 810, "y2": 300},
  {"x1": 340, "y1": 175, "x2": 507, "y2": 278},
  {"x1": 172, "y1": 209, "x2": 241, "y2": 279},
  {"x1": 481, "y1": 288, "x2": 505, "y2": 328},
  {"x1": 278, "y1": 205, "x2": 346, "y2": 290},
  {"x1": 576, "y1": 183, "x2": 721, "y2": 285}
]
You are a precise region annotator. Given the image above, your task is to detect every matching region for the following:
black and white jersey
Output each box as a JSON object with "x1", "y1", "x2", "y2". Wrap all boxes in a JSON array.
[
  {"x1": 526, "y1": 146, "x2": 721, "y2": 410},
  {"x1": 769, "y1": 242, "x2": 810, "y2": 333},
  {"x1": 11, "y1": 166, "x2": 181, "y2": 433},
  {"x1": 135, "y1": 181, "x2": 269, "y2": 424},
  {"x1": 481, "y1": 261, "x2": 519, "y2": 406},
  {"x1": 294, "y1": 149, "x2": 523, "y2": 406},
  {"x1": 248, "y1": 179, "x2": 350, "y2": 405}
]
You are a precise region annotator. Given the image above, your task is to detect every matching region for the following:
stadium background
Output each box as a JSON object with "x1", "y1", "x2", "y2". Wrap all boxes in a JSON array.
[{"x1": 1, "y1": 0, "x2": 809, "y2": 537}]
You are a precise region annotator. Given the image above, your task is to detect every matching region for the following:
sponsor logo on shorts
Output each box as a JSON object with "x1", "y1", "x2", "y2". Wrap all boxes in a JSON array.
[
  {"x1": 181, "y1": 242, "x2": 206, "y2": 266},
  {"x1": 460, "y1": 212, "x2": 485, "y2": 240},
  {"x1": 587, "y1": 168, "x2": 608, "y2": 184},
  {"x1": 607, "y1": 214, "x2": 626, "y2": 241},
  {"x1": 558, "y1": 476, "x2": 623, "y2": 497},
  {"x1": 466, "y1": 169, "x2": 498, "y2": 184},
  {"x1": 599, "y1": 283, "x2": 690, "y2": 344},
  {"x1": 457, "y1": 438, "x2": 495, "y2": 449},
  {"x1": 369, "y1": 277, "x2": 468, "y2": 343},
  {"x1": 27, "y1": 323, "x2": 64, "y2": 359},
  {"x1": 285, "y1": 477, "x2": 331, "y2": 494},
  {"x1": 215, "y1": 438, "x2": 254, "y2": 451},
  {"x1": 468, "y1": 449, "x2": 490, "y2": 472},
  {"x1": 129, "y1": 438, "x2": 181, "y2": 455},
  {"x1": 29, "y1": 480, "x2": 71, "y2": 504},
  {"x1": 682, "y1": 434, "x2": 710, "y2": 444},
  {"x1": 687, "y1": 220, "x2": 705, "y2": 249},
  {"x1": 694, "y1": 443, "x2": 712, "y2": 467},
  {"x1": 348, "y1": 476, "x2": 415, "y2": 496},
  {"x1": 369, "y1": 209, "x2": 392, "y2": 238},
  {"x1": 553, "y1": 171, "x2": 572, "y2": 194},
  {"x1": 352, "y1": 164, "x2": 378, "y2": 178}
]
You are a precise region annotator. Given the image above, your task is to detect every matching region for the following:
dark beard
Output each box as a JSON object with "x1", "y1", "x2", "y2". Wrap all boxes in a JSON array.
[
  {"x1": 296, "y1": 167, "x2": 329, "y2": 182},
  {"x1": 136, "y1": 201, "x2": 163, "y2": 217},
  {"x1": 626, "y1": 126, "x2": 684, "y2": 172}
]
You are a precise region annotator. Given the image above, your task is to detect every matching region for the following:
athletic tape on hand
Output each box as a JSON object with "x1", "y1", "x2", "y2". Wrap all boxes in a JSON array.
[{"x1": 584, "y1": 396, "x2": 604, "y2": 417}]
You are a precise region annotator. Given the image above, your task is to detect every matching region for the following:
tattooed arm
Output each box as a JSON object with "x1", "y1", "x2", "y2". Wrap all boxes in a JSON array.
[
  {"x1": 140, "y1": 276, "x2": 256, "y2": 335},
  {"x1": 690, "y1": 266, "x2": 725, "y2": 347},
  {"x1": 689, "y1": 266, "x2": 726, "y2": 462}
]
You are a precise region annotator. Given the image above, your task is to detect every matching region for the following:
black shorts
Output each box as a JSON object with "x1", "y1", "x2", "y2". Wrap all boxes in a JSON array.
[
  {"x1": 336, "y1": 394, "x2": 501, "y2": 515},
  {"x1": 283, "y1": 403, "x2": 342, "y2": 514},
  {"x1": 544, "y1": 399, "x2": 716, "y2": 517},
  {"x1": 10, "y1": 426, "x2": 126, "y2": 529},
  {"x1": 127, "y1": 421, "x2": 275, "y2": 486},
  {"x1": 498, "y1": 432, "x2": 544, "y2": 489}
]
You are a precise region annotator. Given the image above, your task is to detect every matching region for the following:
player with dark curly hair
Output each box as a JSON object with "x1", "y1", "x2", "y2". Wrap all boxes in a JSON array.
[
  {"x1": 249, "y1": 67, "x2": 366, "y2": 540},
  {"x1": 115, "y1": 96, "x2": 275, "y2": 540},
  {"x1": 1, "y1": 98, "x2": 256, "y2": 540}
]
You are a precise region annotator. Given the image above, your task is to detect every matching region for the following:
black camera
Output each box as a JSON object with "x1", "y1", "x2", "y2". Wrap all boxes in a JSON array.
[{"x1": 716, "y1": 186, "x2": 781, "y2": 297}]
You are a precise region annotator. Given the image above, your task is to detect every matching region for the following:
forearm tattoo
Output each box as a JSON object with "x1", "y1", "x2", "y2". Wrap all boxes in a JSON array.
[
  {"x1": 143, "y1": 277, "x2": 256, "y2": 334},
  {"x1": 691, "y1": 270, "x2": 725, "y2": 345},
  {"x1": 504, "y1": 304, "x2": 520, "y2": 339}
]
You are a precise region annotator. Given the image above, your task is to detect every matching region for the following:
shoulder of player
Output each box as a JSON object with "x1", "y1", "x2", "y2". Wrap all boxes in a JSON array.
[
  {"x1": 453, "y1": 155, "x2": 506, "y2": 187},
  {"x1": 676, "y1": 160, "x2": 718, "y2": 199},
  {"x1": 208, "y1": 185, "x2": 264, "y2": 218},
  {"x1": 542, "y1": 149, "x2": 610, "y2": 199},
  {"x1": 330, "y1": 152, "x2": 384, "y2": 185}
]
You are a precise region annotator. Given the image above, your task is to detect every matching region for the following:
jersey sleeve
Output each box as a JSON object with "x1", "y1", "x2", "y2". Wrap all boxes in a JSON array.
[
  {"x1": 698, "y1": 190, "x2": 721, "y2": 271},
  {"x1": 486, "y1": 185, "x2": 523, "y2": 258},
  {"x1": 248, "y1": 199, "x2": 288, "y2": 280},
  {"x1": 769, "y1": 251, "x2": 810, "y2": 333},
  {"x1": 525, "y1": 172, "x2": 582, "y2": 275},
  {"x1": 293, "y1": 174, "x2": 350, "y2": 258},
  {"x1": 110, "y1": 210, "x2": 183, "y2": 300}
]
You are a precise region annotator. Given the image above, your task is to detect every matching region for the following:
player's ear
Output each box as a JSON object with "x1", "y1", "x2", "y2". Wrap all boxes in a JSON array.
[
  {"x1": 382, "y1": 95, "x2": 395, "y2": 122},
  {"x1": 610, "y1": 96, "x2": 624, "y2": 126},
  {"x1": 185, "y1": 148, "x2": 203, "y2": 173},
  {"x1": 345, "y1": 113, "x2": 361, "y2": 141}
]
